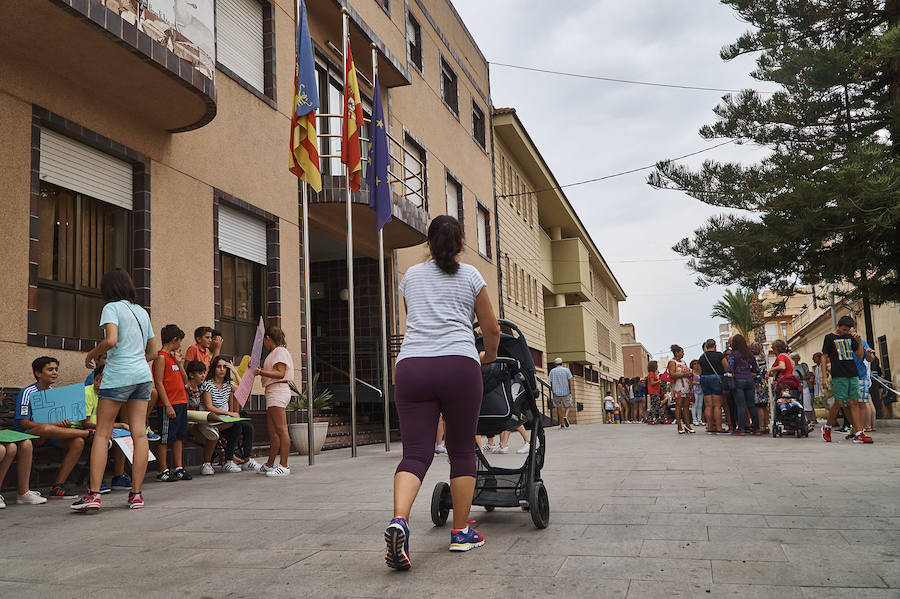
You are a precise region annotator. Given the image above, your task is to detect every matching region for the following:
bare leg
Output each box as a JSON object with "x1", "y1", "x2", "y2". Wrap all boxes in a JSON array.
[
  {"x1": 268, "y1": 407, "x2": 290, "y2": 467},
  {"x1": 157, "y1": 444, "x2": 169, "y2": 472},
  {"x1": 112, "y1": 446, "x2": 126, "y2": 476},
  {"x1": 55, "y1": 437, "x2": 86, "y2": 485},
  {"x1": 556, "y1": 406, "x2": 564, "y2": 428},
  {"x1": 265, "y1": 409, "x2": 278, "y2": 467},
  {"x1": 517, "y1": 425, "x2": 530, "y2": 444},
  {"x1": 89, "y1": 399, "x2": 119, "y2": 493},
  {"x1": 203, "y1": 439, "x2": 216, "y2": 463},
  {"x1": 825, "y1": 401, "x2": 842, "y2": 427},
  {"x1": 449, "y1": 475, "x2": 476, "y2": 529},
  {"x1": 392, "y1": 471, "x2": 421, "y2": 519},
  {"x1": 435, "y1": 416, "x2": 446, "y2": 448},
  {"x1": 0, "y1": 444, "x2": 13, "y2": 490},
  {"x1": 125, "y1": 400, "x2": 149, "y2": 494},
  {"x1": 499, "y1": 430, "x2": 510, "y2": 449},
  {"x1": 172, "y1": 440, "x2": 183, "y2": 469},
  {"x1": 16, "y1": 440, "x2": 34, "y2": 494}
]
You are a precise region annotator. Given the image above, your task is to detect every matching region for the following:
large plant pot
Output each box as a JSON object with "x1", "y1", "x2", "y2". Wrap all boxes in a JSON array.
[{"x1": 289, "y1": 421, "x2": 329, "y2": 455}]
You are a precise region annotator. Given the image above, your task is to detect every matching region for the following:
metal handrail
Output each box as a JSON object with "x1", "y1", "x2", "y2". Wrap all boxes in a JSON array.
[
  {"x1": 535, "y1": 376, "x2": 557, "y2": 427},
  {"x1": 316, "y1": 356, "x2": 383, "y2": 398}
]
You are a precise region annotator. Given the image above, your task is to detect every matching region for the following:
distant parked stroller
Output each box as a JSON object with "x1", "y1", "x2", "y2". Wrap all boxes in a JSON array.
[
  {"x1": 772, "y1": 374, "x2": 808, "y2": 438},
  {"x1": 430, "y1": 320, "x2": 549, "y2": 529}
]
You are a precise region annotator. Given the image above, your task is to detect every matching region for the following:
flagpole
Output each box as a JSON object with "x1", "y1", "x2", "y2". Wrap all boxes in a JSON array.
[
  {"x1": 342, "y1": 9, "x2": 358, "y2": 458},
  {"x1": 301, "y1": 180, "x2": 315, "y2": 466},
  {"x1": 372, "y1": 44, "x2": 390, "y2": 453}
]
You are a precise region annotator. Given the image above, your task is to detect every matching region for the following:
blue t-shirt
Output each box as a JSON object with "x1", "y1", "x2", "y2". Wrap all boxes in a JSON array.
[
  {"x1": 99, "y1": 300, "x2": 154, "y2": 388},
  {"x1": 548, "y1": 366, "x2": 572, "y2": 396},
  {"x1": 84, "y1": 372, "x2": 94, "y2": 386},
  {"x1": 854, "y1": 339, "x2": 871, "y2": 380},
  {"x1": 14, "y1": 383, "x2": 40, "y2": 432}
]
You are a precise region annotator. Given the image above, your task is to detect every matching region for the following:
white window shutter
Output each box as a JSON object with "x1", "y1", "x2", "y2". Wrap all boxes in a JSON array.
[
  {"x1": 216, "y1": 0, "x2": 265, "y2": 91},
  {"x1": 39, "y1": 129, "x2": 133, "y2": 210},
  {"x1": 218, "y1": 205, "x2": 267, "y2": 265}
]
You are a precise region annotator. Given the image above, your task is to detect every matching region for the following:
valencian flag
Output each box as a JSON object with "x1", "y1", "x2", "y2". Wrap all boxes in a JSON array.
[
  {"x1": 289, "y1": 0, "x2": 321, "y2": 192},
  {"x1": 366, "y1": 75, "x2": 391, "y2": 232},
  {"x1": 341, "y1": 41, "x2": 364, "y2": 192}
]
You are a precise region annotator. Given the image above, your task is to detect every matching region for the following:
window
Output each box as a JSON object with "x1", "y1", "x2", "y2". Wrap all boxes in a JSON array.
[
  {"x1": 472, "y1": 102, "x2": 486, "y2": 149},
  {"x1": 507, "y1": 165, "x2": 514, "y2": 205},
  {"x1": 476, "y1": 205, "x2": 491, "y2": 258},
  {"x1": 376, "y1": 0, "x2": 390, "y2": 14},
  {"x1": 37, "y1": 181, "x2": 131, "y2": 339},
  {"x1": 597, "y1": 322, "x2": 610, "y2": 358},
  {"x1": 571, "y1": 363, "x2": 584, "y2": 377},
  {"x1": 530, "y1": 347, "x2": 543, "y2": 369},
  {"x1": 216, "y1": 0, "x2": 266, "y2": 92},
  {"x1": 445, "y1": 173, "x2": 463, "y2": 226},
  {"x1": 219, "y1": 253, "x2": 267, "y2": 357},
  {"x1": 515, "y1": 175, "x2": 521, "y2": 213},
  {"x1": 878, "y1": 335, "x2": 891, "y2": 381},
  {"x1": 316, "y1": 61, "x2": 372, "y2": 177},
  {"x1": 440, "y1": 57, "x2": 458, "y2": 115},
  {"x1": 513, "y1": 263, "x2": 519, "y2": 303},
  {"x1": 407, "y1": 13, "x2": 422, "y2": 72},
  {"x1": 610, "y1": 340, "x2": 617, "y2": 362},
  {"x1": 402, "y1": 134, "x2": 427, "y2": 207},
  {"x1": 528, "y1": 190, "x2": 534, "y2": 225}
]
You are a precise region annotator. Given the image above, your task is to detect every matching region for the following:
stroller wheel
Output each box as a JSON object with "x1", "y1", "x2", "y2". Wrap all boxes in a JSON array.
[
  {"x1": 430, "y1": 482, "x2": 451, "y2": 527},
  {"x1": 484, "y1": 505, "x2": 495, "y2": 512},
  {"x1": 528, "y1": 481, "x2": 550, "y2": 529}
]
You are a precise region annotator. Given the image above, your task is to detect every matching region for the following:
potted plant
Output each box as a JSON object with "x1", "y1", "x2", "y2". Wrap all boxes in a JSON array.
[{"x1": 287, "y1": 374, "x2": 333, "y2": 455}]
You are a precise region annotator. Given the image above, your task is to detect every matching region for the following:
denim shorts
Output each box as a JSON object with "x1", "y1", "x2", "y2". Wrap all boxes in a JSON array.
[
  {"x1": 699, "y1": 374, "x2": 723, "y2": 396},
  {"x1": 99, "y1": 380, "x2": 153, "y2": 402}
]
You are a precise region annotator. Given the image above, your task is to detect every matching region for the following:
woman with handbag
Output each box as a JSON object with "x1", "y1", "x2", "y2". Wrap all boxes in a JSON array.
[
  {"x1": 667, "y1": 345, "x2": 694, "y2": 433},
  {"x1": 727, "y1": 334, "x2": 760, "y2": 435},
  {"x1": 697, "y1": 339, "x2": 728, "y2": 434}
]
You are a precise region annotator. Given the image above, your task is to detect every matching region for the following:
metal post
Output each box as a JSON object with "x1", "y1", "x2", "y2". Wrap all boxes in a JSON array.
[
  {"x1": 373, "y1": 43, "x2": 391, "y2": 452},
  {"x1": 829, "y1": 288, "x2": 837, "y2": 330},
  {"x1": 301, "y1": 182, "x2": 315, "y2": 466},
  {"x1": 342, "y1": 10, "x2": 358, "y2": 457}
]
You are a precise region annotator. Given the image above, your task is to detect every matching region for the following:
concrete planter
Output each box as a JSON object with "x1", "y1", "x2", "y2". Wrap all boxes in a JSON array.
[{"x1": 289, "y1": 421, "x2": 329, "y2": 455}]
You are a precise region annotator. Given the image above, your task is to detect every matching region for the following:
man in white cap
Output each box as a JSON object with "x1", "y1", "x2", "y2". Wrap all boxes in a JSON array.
[{"x1": 547, "y1": 358, "x2": 574, "y2": 429}]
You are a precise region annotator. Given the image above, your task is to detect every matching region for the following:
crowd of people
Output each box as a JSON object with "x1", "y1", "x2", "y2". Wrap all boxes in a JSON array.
[
  {"x1": 0, "y1": 268, "x2": 296, "y2": 512},
  {"x1": 603, "y1": 315, "x2": 884, "y2": 443}
]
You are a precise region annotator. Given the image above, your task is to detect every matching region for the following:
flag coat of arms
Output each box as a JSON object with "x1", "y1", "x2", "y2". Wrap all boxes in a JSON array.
[
  {"x1": 366, "y1": 75, "x2": 391, "y2": 232},
  {"x1": 342, "y1": 41, "x2": 365, "y2": 192},
  {"x1": 289, "y1": 0, "x2": 321, "y2": 192}
]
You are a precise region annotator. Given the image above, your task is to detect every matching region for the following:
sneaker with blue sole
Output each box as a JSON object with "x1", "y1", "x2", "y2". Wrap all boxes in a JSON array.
[
  {"x1": 449, "y1": 526, "x2": 485, "y2": 552},
  {"x1": 384, "y1": 517, "x2": 411, "y2": 570}
]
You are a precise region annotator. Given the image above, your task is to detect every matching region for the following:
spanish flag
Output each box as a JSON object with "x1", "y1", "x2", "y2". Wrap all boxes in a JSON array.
[
  {"x1": 341, "y1": 41, "x2": 364, "y2": 192},
  {"x1": 289, "y1": 0, "x2": 321, "y2": 192}
]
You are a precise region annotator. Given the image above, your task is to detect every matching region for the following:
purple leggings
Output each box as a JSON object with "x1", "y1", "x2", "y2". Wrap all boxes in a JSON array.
[{"x1": 394, "y1": 356, "x2": 483, "y2": 481}]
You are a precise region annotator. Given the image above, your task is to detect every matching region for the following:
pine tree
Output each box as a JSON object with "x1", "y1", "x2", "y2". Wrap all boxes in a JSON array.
[{"x1": 649, "y1": 0, "x2": 900, "y2": 305}]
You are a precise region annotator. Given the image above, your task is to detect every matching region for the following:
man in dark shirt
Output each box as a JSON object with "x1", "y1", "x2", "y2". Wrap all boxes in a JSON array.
[{"x1": 821, "y1": 315, "x2": 869, "y2": 443}]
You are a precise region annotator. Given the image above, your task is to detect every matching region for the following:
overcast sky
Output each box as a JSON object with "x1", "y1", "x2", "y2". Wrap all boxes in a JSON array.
[{"x1": 452, "y1": 0, "x2": 776, "y2": 362}]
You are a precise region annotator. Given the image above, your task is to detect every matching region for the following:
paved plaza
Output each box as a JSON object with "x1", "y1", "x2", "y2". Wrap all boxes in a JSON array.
[{"x1": 2, "y1": 422, "x2": 899, "y2": 598}]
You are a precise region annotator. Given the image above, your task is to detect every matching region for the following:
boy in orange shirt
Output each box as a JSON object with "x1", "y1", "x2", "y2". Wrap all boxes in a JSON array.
[{"x1": 154, "y1": 325, "x2": 190, "y2": 481}]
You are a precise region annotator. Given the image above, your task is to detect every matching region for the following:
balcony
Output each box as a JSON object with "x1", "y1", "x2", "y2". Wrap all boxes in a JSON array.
[
  {"x1": 549, "y1": 238, "x2": 591, "y2": 301},
  {"x1": 544, "y1": 304, "x2": 600, "y2": 365},
  {"x1": 0, "y1": 0, "x2": 216, "y2": 132}
]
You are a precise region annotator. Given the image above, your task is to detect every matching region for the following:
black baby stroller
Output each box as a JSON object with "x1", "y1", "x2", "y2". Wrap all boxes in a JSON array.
[
  {"x1": 430, "y1": 319, "x2": 549, "y2": 529},
  {"x1": 771, "y1": 374, "x2": 809, "y2": 438}
]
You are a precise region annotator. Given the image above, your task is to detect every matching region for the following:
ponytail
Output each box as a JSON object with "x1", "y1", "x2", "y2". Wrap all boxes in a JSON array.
[{"x1": 427, "y1": 215, "x2": 463, "y2": 275}]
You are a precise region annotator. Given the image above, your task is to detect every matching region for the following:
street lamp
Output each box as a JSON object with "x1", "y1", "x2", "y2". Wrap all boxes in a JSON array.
[{"x1": 629, "y1": 353, "x2": 635, "y2": 378}]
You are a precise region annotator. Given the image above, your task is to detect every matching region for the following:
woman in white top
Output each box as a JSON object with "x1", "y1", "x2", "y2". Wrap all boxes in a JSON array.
[
  {"x1": 384, "y1": 216, "x2": 500, "y2": 570},
  {"x1": 253, "y1": 326, "x2": 294, "y2": 477},
  {"x1": 667, "y1": 344, "x2": 695, "y2": 434}
]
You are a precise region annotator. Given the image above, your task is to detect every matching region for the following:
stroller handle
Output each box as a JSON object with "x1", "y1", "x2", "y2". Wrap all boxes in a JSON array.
[
  {"x1": 492, "y1": 356, "x2": 520, "y2": 368},
  {"x1": 473, "y1": 319, "x2": 525, "y2": 339}
]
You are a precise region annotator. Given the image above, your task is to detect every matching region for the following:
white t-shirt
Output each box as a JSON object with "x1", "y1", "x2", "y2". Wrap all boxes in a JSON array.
[
  {"x1": 396, "y1": 260, "x2": 487, "y2": 364},
  {"x1": 604, "y1": 396, "x2": 615, "y2": 411},
  {"x1": 99, "y1": 300, "x2": 154, "y2": 388}
]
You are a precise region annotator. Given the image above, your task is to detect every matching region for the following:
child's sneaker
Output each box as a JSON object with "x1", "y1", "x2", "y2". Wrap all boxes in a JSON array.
[
  {"x1": 70, "y1": 491, "x2": 101, "y2": 512},
  {"x1": 242, "y1": 459, "x2": 262, "y2": 472},
  {"x1": 384, "y1": 517, "x2": 411, "y2": 570},
  {"x1": 258, "y1": 463, "x2": 273, "y2": 474},
  {"x1": 222, "y1": 461, "x2": 242, "y2": 473},
  {"x1": 110, "y1": 474, "x2": 132, "y2": 491},
  {"x1": 266, "y1": 465, "x2": 290, "y2": 477},
  {"x1": 174, "y1": 468, "x2": 192, "y2": 481},
  {"x1": 0, "y1": 494, "x2": 5, "y2": 509},
  {"x1": 492, "y1": 445, "x2": 509, "y2": 454},
  {"x1": 516, "y1": 443, "x2": 531, "y2": 454},
  {"x1": 16, "y1": 490, "x2": 47, "y2": 505},
  {"x1": 146, "y1": 427, "x2": 161, "y2": 442},
  {"x1": 128, "y1": 491, "x2": 144, "y2": 509},
  {"x1": 156, "y1": 469, "x2": 174, "y2": 482},
  {"x1": 98, "y1": 482, "x2": 111, "y2": 494},
  {"x1": 200, "y1": 462, "x2": 215, "y2": 475},
  {"x1": 853, "y1": 432, "x2": 874, "y2": 444},
  {"x1": 449, "y1": 526, "x2": 485, "y2": 552},
  {"x1": 48, "y1": 484, "x2": 77, "y2": 499},
  {"x1": 434, "y1": 444, "x2": 447, "y2": 454},
  {"x1": 822, "y1": 425, "x2": 832, "y2": 443}
]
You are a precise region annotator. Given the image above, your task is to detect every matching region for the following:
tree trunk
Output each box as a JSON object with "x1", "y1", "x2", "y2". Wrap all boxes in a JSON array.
[{"x1": 750, "y1": 294, "x2": 766, "y2": 345}]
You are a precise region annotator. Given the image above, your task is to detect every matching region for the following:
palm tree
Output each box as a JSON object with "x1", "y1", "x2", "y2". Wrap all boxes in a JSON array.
[{"x1": 711, "y1": 288, "x2": 763, "y2": 339}]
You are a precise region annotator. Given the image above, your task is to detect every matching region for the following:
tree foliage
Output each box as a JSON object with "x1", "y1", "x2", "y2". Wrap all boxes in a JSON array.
[
  {"x1": 711, "y1": 288, "x2": 765, "y2": 338},
  {"x1": 649, "y1": 0, "x2": 900, "y2": 305}
]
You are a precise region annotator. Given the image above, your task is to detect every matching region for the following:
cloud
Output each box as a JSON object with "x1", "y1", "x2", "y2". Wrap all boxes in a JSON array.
[{"x1": 452, "y1": 0, "x2": 772, "y2": 358}]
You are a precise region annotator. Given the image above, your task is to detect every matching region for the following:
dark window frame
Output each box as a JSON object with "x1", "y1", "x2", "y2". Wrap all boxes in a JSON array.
[
  {"x1": 402, "y1": 130, "x2": 428, "y2": 208},
  {"x1": 476, "y1": 201, "x2": 491, "y2": 260},
  {"x1": 471, "y1": 101, "x2": 486, "y2": 149},
  {"x1": 439, "y1": 55, "x2": 459, "y2": 116},
  {"x1": 407, "y1": 11, "x2": 423, "y2": 73},
  {"x1": 444, "y1": 170, "x2": 464, "y2": 231},
  {"x1": 28, "y1": 106, "x2": 151, "y2": 351},
  {"x1": 877, "y1": 334, "x2": 891, "y2": 381}
]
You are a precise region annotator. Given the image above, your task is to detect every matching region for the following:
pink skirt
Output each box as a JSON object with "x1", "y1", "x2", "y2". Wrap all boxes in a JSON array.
[{"x1": 264, "y1": 382, "x2": 291, "y2": 409}]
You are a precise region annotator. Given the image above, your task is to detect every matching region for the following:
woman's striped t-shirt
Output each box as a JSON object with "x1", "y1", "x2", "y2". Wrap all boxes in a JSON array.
[{"x1": 200, "y1": 379, "x2": 232, "y2": 411}]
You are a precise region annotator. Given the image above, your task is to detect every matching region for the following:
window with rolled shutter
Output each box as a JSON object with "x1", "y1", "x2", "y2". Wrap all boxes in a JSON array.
[
  {"x1": 218, "y1": 205, "x2": 267, "y2": 265},
  {"x1": 216, "y1": 0, "x2": 265, "y2": 92}
]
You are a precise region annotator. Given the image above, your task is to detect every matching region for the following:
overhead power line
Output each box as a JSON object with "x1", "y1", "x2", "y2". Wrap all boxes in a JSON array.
[
  {"x1": 498, "y1": 139, "x2": 736, "y2": 198},
  {"x1": 490, "y1": 62, "x2": 763, "y2": 93}
]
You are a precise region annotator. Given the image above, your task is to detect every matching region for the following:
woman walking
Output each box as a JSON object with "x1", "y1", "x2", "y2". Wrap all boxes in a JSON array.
[
  {"x1": 698, "y1": 339, "x2": 727, "y2": 434},
  {"x1": 616, "y1": 377, "x2": 631, "y2": 423},
  {"x1": 73, "y1": 269, "x2": 156, "y2": 512},
  {"x1": 385, "y1": 216, "x2": 500, "y2": 570},
  {"x1": 254, "y1": 326, "x2": 294, "y2": 477},
  {"x1": 727, "y1": 334, "x2": 760, "y2": 435},
  {"x1": 750, "y1": 342, "x2": 770, "y2": 434},
  {"x1": 667, "y1": 345, "x2": 694, "y2": 433}
]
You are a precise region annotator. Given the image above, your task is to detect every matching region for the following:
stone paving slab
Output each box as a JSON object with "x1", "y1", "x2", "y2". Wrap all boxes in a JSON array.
[{"x1": 0, "y1": 420, "x2": 897, "y2": 598}]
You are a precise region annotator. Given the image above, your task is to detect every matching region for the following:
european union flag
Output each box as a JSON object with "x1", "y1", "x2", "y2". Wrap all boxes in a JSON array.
[{"x1": 366, "y1": 75, "x2": 391, "y2": 232}]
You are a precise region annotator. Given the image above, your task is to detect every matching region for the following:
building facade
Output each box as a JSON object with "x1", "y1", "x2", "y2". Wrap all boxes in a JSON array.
[
  {"x1": 493, "y1": 108, "x2": 627, "y2": 425},
  {"x1": 0, "y1": 0, "x2": 497, "y2": 440},
  {"x1": 620, "y1": 323, "x2": 650, "y2": 379}
]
